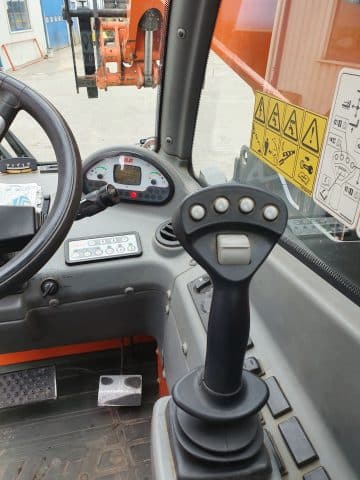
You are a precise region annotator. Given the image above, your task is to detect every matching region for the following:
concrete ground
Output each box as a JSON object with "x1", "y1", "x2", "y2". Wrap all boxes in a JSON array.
[{"x1": 6, "y1": 47, "x2": 254, "y2": 179}]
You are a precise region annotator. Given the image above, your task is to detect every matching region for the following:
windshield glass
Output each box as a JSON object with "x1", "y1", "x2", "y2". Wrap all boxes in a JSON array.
[
  {"x1": 0, "y1": 0, "x2": 168, "y2": 163},
  {"x1": 193, "y1": 0, "x2": 360, "y2": 304}
]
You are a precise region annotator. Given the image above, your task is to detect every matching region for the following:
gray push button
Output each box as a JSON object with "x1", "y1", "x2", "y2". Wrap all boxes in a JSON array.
[
  {"x1": 279, "y1": 416, "x2": 318, "y2": 467},
  {"x1": 303, "y1": 467, "x2": 331, "y2": 480},
  {"x1": 217, "y1": 234, "x2": 251, "y2": 265},
  {"x1": 265, "y1": 376, "x2": 292, "y2": 418},
  {"x1": 244, "y1": 357, "x2": 263, "y2": 376}
]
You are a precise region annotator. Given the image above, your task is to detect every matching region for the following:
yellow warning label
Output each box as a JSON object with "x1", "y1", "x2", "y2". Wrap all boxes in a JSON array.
[{"x1": 249, "y1": 91, "x2": 328, "y2": 196}]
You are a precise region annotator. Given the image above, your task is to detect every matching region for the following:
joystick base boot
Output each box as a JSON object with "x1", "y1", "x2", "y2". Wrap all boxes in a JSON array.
[{"x1": 167, "y1": 400, "x2": 272, "y2": 480}]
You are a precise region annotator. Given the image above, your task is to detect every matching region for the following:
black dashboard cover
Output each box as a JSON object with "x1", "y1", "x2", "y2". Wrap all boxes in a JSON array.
[{"x1": 0, "y1": 205, "x2": 36, "y2": 252}]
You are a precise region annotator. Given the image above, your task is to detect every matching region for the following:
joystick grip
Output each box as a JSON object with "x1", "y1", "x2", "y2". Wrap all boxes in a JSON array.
[
  {"x1": 173, "y1": 184, "x2": 288, "y2": 395},
  {"x1": 204, "y1": 282, "x2": 250, "y2": 394}
]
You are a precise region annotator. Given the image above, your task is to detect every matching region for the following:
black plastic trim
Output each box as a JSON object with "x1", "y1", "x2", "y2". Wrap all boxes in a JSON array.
[
  {"x1": 158, "y1": 0, "x2": 222, "y2": 160},
  {"x1": 280, "y1": 233, "x2": 360, "y2": 307}
]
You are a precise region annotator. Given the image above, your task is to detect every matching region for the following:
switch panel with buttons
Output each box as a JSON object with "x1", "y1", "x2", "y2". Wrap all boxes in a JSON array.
[{"x1": 65, "y1": 232, "x2": 142, "y2": 264}]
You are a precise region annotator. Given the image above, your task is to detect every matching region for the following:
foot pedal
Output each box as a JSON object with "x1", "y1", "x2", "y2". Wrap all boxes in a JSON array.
[
  {"x1": 0, "y1": 365, "x2": 57, "y2": 409},
  {"x1": 98, "y1": 375, "x2": 142, "y2": 407}
]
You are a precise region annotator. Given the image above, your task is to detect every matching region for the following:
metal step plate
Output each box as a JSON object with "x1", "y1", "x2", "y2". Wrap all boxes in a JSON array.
[
  {"x1": 0, "y1": 365, "x2": 57, "y2": 409},
  {"x1": 98, "y1": 374, "x2": 142, "y2": 407}
]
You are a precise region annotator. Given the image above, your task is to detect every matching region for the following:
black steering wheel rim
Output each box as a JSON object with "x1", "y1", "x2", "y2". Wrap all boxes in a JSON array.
[{"x1": 0, "y1": 73, "x2": 82, "y2": 298}]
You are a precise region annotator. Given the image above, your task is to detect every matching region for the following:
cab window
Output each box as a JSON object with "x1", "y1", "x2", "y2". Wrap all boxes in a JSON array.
[{"x1": 192, "y1": 0, "x2": 360, "y2": 304}]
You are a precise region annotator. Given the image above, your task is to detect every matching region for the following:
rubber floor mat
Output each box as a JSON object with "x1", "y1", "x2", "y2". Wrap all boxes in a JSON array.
[{"x1": 0, "y1": 342, "x2": 158, "y2": 480}]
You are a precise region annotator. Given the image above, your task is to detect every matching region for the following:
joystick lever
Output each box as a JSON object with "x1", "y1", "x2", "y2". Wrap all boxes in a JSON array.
[{"x1": 168, "y1": 184, "x2": 288, "y2": 480}]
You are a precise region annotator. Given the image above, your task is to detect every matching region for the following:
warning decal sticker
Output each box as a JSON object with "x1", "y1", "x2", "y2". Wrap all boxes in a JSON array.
[
  {"x1": 250, "y1": 91, "x2": 327, "y2": 196},
  {"x1": 314, "y1": 68, "x2": 360, "y2": 233}
]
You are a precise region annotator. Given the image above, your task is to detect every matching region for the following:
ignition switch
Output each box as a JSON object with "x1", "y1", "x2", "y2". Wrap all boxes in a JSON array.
[{"x1": 41, "y1": 279, "x2": 59, "y2": 297}]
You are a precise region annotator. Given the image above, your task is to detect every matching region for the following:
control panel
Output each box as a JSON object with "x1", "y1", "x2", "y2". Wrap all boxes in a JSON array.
[
  {"x1": 82, "y1": 148, "x2": 174, "y2": 205},
  {"x1": 65, "y1": 232, "x2": 142, "y2": 264}
]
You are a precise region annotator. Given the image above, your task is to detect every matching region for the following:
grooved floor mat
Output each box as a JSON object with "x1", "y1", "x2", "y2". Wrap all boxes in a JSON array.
[{"x1": 0, "y1": 342, "x2": 158, "y2": 480}]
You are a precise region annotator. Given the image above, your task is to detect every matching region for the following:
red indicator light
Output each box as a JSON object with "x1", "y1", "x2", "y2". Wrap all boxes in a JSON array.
[{"x1": 130, "y1": 191, "x2": 138, "y2": 199}]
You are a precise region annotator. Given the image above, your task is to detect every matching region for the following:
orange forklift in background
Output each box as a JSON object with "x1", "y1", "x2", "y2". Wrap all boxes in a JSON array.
[
  {"x1": 64, "y1": 0, "x2": 165, "y2": 97},
  {"x1": 63, "y1": 0, "x2": 277, "y2": 99}
]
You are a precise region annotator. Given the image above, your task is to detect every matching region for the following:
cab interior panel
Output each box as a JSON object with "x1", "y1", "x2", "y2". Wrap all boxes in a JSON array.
[{"x1": 0, "y1": 0, "x2": 359, "y2": 479}]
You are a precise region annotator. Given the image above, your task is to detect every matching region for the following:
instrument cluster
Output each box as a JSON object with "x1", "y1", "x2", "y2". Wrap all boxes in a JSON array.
[{"x1": 82, "y1": 147, "x2": 174, "y2": 205}]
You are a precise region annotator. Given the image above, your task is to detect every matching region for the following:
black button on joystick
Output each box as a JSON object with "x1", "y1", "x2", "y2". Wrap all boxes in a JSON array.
[{"x1": 167, "y1": 184, "x2": 288, "y2": 480}]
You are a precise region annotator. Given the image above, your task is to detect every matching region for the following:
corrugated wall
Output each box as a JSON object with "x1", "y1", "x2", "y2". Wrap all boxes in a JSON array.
[{"x1": 271, "y1": 0, "x2": 341, "y2": 115}]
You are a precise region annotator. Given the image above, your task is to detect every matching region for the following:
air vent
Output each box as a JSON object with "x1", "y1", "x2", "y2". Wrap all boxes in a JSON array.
[{"x1": 156, "y1": 220, "x2": 180, "y2": 247}]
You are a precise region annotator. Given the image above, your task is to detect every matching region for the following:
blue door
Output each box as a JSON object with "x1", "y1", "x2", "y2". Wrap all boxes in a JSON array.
[{"x1": 41, "y1": 0, "x2": 69, "y2": 49}]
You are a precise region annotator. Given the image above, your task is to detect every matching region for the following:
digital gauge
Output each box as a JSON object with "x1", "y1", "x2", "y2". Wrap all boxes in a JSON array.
[
  {"x1": 82, "y1": 147, "x2": 174, "y2": 205},
  {"x1": 114, "y1": 164, "x2": 142, "y2": 186}
]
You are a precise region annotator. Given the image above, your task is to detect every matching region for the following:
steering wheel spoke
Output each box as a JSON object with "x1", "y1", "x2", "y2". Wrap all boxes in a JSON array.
[{"x1": 0, "y1": 89, "x2": 20, "y2": 142}]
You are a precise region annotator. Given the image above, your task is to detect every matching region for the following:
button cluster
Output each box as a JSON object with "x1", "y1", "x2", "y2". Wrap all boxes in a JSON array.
[
  {"x1": 66, "y1": 233, "x2": 141, "y2": 264},
  {"x1": 119, "y1": 186, "x2": 168, "y2": 203},
  {"x1": 189, "y1": 196, "x2": 280, "y2": 222}
]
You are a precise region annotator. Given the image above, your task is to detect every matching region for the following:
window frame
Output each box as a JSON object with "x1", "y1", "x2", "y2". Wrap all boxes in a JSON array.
[
  {"x1": 234, "y1": 147, "x2": 360, "y2": 307},
  {"x1": 6, "y1": 0, "x2": 32, "y2": 34},
  {"x1": 322, "y1": 0, "x2": 360, "y2": 67}
]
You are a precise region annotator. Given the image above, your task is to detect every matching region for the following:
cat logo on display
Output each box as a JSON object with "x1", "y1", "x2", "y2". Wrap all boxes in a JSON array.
[
  {"x1": 254, "y1": 96, "x2": 266, "y2": 124},
  {"x1": 268, "y1": 103, "x2": 281, "y2": 132}
]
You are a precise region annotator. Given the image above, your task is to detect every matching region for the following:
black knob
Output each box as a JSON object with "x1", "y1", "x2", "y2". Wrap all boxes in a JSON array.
[{"x1": 41, "y1": 279, "x2": 59, "y2": 297}]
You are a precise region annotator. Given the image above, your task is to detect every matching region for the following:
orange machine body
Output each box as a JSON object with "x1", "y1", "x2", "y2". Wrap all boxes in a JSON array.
[{"x1": 95, "y1": 0, "x2": 164, "y2": 89}]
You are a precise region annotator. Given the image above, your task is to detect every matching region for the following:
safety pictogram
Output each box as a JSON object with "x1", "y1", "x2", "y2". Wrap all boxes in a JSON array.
[
  {"x1": 283, "y1": 106, "x2": 303, "y2": 142},
  {"x1": 294, "y1": 149, "x2": 318, "y2": 193},
  {"x1": 268, "y1": 102, "x2": 281, "y2": 132},
  {"x1": 254, "y1": 95, "x2": 266, "y2": 124},
  {"x1": 302, "y1": 118, "x2": 320, "y2": 153},
  {"x1": 250, "y1": 122, "x2": 266, "y2": 157},
  {"x1": 264, "y1": 133, "x2": 281, "y2": 166},
  {"x1": 278, "y1": 138, "x2": 298, "y2": 177},
  {"x1": 301, "y1": 112, "x2": 327, "y2": 155}
]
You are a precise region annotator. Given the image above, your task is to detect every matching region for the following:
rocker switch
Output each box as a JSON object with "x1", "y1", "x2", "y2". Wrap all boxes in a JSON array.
[{"x1": 217, "y1": 234, "x2": 251, "y2": 265}]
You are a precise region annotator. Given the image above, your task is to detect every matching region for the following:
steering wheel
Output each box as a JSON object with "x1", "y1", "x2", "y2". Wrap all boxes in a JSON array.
[{"x1": 0, "y1": 73, "x2": 82, "y2": 298}]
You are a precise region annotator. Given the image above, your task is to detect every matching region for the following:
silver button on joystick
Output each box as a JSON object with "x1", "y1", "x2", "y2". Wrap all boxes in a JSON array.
[
  {"x1": 263, "y1": 205, "x2": 279, "y2": 221},
  {"x1": 239, "y1": 197, "x2": 255, "y2": 213},
  {"x1": 214, "y1": 197, "x2": 230, "y2": 213},
  {"x1": 190, "y1": 204, "x2": 206, "y2": 221}
]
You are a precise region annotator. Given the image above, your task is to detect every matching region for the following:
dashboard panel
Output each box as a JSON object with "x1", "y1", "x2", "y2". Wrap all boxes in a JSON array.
[{"x1": 82, "y1": 146, "x2": 174, "y2": 205}]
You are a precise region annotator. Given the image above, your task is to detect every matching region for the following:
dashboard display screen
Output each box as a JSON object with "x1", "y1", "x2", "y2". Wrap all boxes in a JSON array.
[{"x1": 114, "y1": 164, "x2": 142, "y2": 186}]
